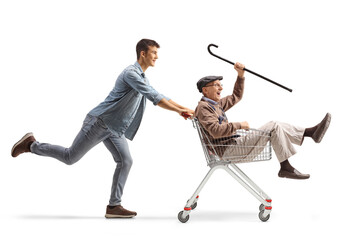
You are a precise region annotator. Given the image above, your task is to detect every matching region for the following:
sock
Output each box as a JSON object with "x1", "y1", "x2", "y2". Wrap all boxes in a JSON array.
[
  {"x1": 27, "y1": 141, "x2": 34, "y2": 149},
  {"x1": 280, "y1": 159, "x2": 295, "y2": 172},
  {"x1": 304, "y1": 125, "x2": 317, "y2": 137}
]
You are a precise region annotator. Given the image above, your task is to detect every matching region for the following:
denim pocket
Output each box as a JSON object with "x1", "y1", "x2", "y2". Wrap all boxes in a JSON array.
[
  {"x1": 83, "y1": 114, "x2": 94, "y2": 125},
  {"x1": 97, "y1": 118, "x2": 108, "y2": 130},
  {"x1": 81, "y1": 114, "x2": 97, "y2": 132}
]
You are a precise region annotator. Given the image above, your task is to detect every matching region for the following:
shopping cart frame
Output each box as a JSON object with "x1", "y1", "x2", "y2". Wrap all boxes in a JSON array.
[{"x1": 178, "y1": 118, "x2": 273, "y2": 223}]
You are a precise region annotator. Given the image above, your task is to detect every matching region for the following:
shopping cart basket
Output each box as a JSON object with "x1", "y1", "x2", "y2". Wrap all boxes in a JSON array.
[{"x1": 178, "y1": 118, "x2": 273, "y2": 223}]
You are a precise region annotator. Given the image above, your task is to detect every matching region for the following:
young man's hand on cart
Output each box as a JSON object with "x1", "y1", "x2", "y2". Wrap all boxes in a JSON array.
[
  {"x1": 180, "y1": 110, "x2": 194, "y2": 120},
  {"x1": 157, "y1": 99, "x2": 194, "y2": 120}
]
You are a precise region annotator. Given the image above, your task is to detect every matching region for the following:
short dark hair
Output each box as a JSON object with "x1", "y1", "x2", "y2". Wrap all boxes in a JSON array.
[{"x1": 136, "y1": 39, "x2": 160, "y2": 60}]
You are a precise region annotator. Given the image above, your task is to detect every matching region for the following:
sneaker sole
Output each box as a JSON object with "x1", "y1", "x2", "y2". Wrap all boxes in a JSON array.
[
  {"x1": 105, "y1": 214, "x2": 136, "y2": 218},
  {"x1": 11, "y1": 132, "x2": 34, "y2": 157}
]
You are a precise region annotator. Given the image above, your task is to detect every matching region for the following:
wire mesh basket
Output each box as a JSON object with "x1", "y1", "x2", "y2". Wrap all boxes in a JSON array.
[{"x1": 193, "y1": 118, "x2": 272, "y2": 166}]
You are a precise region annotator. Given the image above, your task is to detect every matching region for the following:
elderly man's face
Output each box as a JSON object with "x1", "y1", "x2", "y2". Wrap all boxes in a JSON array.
[{"x1": 202, "y1": 80, "x2": 223, "y2": 102}]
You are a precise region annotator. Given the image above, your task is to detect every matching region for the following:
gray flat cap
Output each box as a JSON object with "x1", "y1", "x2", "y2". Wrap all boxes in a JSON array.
[{"x1": 197, "y1": 76, "x2": 223, "y2": 93}]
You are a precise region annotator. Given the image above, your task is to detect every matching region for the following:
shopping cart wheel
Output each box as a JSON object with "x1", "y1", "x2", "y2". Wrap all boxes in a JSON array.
[
  {"x1": 191, "y1": 202, "x2": 198, "y2": 210},
  {"x1": 258, "y1": 210, "x2": 270, "y2": 222},
  {"x1": 259, "y1": 204, "x2": 265, "y2": 211},
  {"x1": 178, "y1": 211, "x2": 190, "y2": 223}
]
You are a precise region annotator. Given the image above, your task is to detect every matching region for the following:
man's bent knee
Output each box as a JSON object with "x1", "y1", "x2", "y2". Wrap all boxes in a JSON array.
[{"x1": 64, "y1": 149, "x2": 83, "y2": 165}]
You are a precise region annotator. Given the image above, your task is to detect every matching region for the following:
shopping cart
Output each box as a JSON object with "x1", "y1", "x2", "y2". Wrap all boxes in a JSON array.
[{"x1": 178, "y1": 118, "x2": 273, "y2": 223}]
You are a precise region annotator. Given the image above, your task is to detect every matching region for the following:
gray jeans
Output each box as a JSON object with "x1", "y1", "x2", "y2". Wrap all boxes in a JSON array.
[{"x1": 30, "y1": 114, "x2": 132, "y2": 206}]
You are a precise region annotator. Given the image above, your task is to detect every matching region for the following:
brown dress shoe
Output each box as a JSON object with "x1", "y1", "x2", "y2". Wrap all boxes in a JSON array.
[
  {"x1": 312, "y1": 113, "x2": 331, "y2": 143},
  {"x1": 11, "y1": 133, "x2": 36, "y2": 157},
  {"x1": 278, "y1": 169, "x2": 310, "y2": 180},
  {"x1": 105, "y1": 205, "x2": 137, "y2": 218}
]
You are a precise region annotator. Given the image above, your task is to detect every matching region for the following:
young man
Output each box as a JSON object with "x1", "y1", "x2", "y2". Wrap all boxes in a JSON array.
[
  {"x1": 11, "y1": 39, "x2": 194, "y2": 218},
  {"x1": 195, "y1": 62, "x2": 331, "y2": 179}
]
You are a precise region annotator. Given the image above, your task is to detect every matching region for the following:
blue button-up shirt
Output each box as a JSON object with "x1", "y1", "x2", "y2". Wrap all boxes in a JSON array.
[{"x1": 88, "y1": 62, "x2": 169, "y2": 140}]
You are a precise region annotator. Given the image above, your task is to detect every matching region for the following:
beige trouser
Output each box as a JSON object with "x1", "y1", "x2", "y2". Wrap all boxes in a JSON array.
[{"x1": 223, "y1": 121, "x2": 305, "y2": 163}]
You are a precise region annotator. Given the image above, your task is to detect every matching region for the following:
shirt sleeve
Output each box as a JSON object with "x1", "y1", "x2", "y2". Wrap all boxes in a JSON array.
[
  {"x1": 219, "y1": 76, "x2": 245, "y2": 112},
  {"x1": 124, "y1": 70, "x2": 169, "y2": 105}
]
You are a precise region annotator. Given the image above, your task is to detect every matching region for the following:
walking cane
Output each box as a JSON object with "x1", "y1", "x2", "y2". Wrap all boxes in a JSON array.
[{"x1": 208, "y1": 44, "x2": 293, "y2": 93}]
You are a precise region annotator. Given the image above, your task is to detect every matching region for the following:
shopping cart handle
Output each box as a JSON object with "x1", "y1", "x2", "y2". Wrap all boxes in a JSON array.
[{"x1": 181, "y1": 112, "x2": 193, "y2": 119}]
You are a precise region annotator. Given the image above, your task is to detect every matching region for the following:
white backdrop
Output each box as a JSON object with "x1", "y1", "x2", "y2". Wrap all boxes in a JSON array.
[{"x1": 1, "y1": 0, "x2": 359, "y2": 239}]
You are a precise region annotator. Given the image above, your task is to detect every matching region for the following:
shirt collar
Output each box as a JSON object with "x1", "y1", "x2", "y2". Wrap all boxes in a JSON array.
[
  {"x1": 134, "y1": 61, "x2": 145, "y2": 78},
  {"x1": 202, "y1": 96, "x2": 219, "y2": 105}
]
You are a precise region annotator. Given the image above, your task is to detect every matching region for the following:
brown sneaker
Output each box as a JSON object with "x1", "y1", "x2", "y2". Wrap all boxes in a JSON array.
[
  {"x1": 105, "y1": 205, "x2": 137, "y2": 218},
  {"x1": 11, "y1": 133, "x2": 36, "y2": 158}
]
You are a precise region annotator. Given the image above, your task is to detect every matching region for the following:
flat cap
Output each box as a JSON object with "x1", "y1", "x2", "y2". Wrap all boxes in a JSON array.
[{"x1": 197, "y1": 76, "x2": 223, "y2": 93}]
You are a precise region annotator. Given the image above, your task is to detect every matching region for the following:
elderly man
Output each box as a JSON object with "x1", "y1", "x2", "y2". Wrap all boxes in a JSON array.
[{"x1": 194, "y1": 62, "x2": 331, "y2": 180}]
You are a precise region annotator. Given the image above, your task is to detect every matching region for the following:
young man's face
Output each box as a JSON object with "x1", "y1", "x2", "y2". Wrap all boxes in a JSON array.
[
  {"x1": 143, "y1": 46, "x2": 158, "y2": 67},
  {"x1": 202, "y1": 80, "x2": 223, "y2": 102}
]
